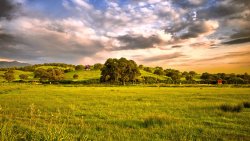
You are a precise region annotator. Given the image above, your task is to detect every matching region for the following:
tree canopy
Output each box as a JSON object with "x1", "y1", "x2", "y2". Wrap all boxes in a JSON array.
[{"x1": 100, "y1": 58, "x2": 141, "y2": 85}]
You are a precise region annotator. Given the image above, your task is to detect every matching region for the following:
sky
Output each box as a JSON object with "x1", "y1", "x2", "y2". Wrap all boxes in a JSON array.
[{"x1": 0, "y1": 0, "x2": 250, "y2": 73}]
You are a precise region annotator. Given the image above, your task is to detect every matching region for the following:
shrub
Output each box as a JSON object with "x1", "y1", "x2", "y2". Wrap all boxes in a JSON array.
[
  {"x1": 243, "y1": 102, "x2": 250, "y2": 108},
  {"x1": 19, "y1": 74, "x2": 29, "y2": 80},
  {"x1": 219, "y1": 104, "x2": 243, "y2": 112},
  {"x1": 73, "y1": 74, "x2": 79, "y2": 79}
]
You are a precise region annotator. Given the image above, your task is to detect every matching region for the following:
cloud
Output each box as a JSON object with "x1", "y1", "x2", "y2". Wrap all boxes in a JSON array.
[
  {"x1": 197, "y1": 3, "x2": 239, "y2": 19},
  {"x1": 180, "y1": 20, "x2": 219, "y2": 39},
  {"x1": 142, "y1": 52, "x2": 184, "y2": 62},
  {"x1": 172, "y1": 45, "x2": 182, "y2": 48},
  {"x1": 0, "y1": 17, "x2": 105, "y2": 63},
  {"x1": 198, "y1": 51, "x2": 250, "y2": 62},
  {"x1": 113, "y1": 34, "x2": 162, "y2": 50},
  {"x1": 0, "y1": 0, "x2": 19, "y2": 19},
  {"x1": 222, "y1": 37, "x2": 250, "y2": 45},
  {"x1": 190, "y1": 41, "x2": 217, "y2": 48}
]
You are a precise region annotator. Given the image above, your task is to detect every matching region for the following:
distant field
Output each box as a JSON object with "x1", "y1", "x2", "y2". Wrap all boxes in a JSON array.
[
  {"x1": 64, "y1": 70, "x2": 101, "y2": 80},
  {"x1": 0, "y1": 84, "x2": 250, "y2": 140}
]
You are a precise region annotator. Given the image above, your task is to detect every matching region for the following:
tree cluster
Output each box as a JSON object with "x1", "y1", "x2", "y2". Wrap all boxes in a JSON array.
[
  {"x1": 100, "y1": 58, "x2": 141, "y2": 85},
  {"x1": 34, "y1": 68, "x2": 64, "y2": 81},
  {"x1": 201, "y1": 72, "x2": 250, "y2": 84}
]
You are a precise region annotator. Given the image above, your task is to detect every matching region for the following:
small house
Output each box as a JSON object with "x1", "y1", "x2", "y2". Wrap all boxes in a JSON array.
[{"x1": 217, "y1": 79, "x2": 223, "y2": 84}]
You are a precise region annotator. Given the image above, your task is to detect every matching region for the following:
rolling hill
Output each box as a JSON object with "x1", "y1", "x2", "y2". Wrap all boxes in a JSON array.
[{"x1": 0, "y1": 61, "x2": 31, "y2": 68}]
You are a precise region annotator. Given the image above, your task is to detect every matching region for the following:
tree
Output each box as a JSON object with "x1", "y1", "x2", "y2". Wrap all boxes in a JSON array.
[
  {"x1": 184, "y1": 71, "x2": 197, "y2": 82},
  {"x1": 19, "y1": 74, "x2": 28, "y2": 80},
  {"x1": 46, "y1": 68, "x2": 64, "y2": 81},
  {"x1": 154, "y1": 69, "x2": 164, "y2": 75},
  {"x1": 138, "y1": 65, "x2": 144, "y2": 69},
  {"x1": 165, "y1": 69, "x2": 181, "y2": 83},
  {"x1": 182, "y1": 71, "x2": 188, "y2": 77},
  {"x1": 143, "y1": 67, "x2": 152, "y2": 73},
  {"x1": 100, "y1": 58, "x2": 141, "y2": 85},
  {"x1": 73, "y1": 74, "x2": 79, "y2": 79},
  {"x1": 34, "y1": 68, "x2": 48, "y2": 80},
  {"x1": 3, "y1": 70, "x2": 15, "y2": 82},
  {"x1": 93, "y1": 63, "x2": 103, "y2": 70},
  {"x1": 34, "y1": 68, "x2": 64, "y2": 81},
  {"x1": 189, "y1": 71, "x2": 197, "y2": 77},
  {"x1": 75, "y1": 65, "x2": 84, "y2": 71}
]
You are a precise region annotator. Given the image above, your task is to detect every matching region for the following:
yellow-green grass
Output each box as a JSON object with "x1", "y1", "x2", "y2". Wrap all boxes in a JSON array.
[
  {"x1": 64, "y1": 70, "x2": 101, "y2": 80},
  {"x1": 0, "y1": 70, "x2": 34, "y2": 82},
  {"x1": 35, "y1": 66, "x2": 72, "y2": 70},
  {"x1": 0, "y1": 84, "x2": 250, "y2": 140},
  {"x1": 13, "y1": 70, "x2": 34, "y2": 80},
  {"x1": 140, "y1": 70, "x2": 169, "y2": 80},
  {"x1": 0, "y1": 71, "x2": 5, "y2": 82}
]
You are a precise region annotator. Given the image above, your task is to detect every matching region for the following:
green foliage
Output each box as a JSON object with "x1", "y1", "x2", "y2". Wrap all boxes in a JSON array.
[
  {"x1": 34, "y1": 68, "x2": 64, "y2": 81},
  {"x1": 73, "y1": 74, "x2": 79, "y2": 79},
  {"x1": 141, "y1": 76, "x2": 158, "y2": 84},
  {"x1": 19, "y1": 74, "x2": 29, "y2": 80},
  {"x1": 93, "y1": 63, "x2": 103, "y2": 70},
  {"x1": 3, "y1": 70, "x2": 15, "y2": 82},
  {"x1": 64, "y1": 68, "x2": 74, "y2": 73},
  {"x1": 75, "y1": 65, "x2": 84, "y2": 71},
  {"x1": 154, "y1": 69, "x2": 164, "y2": 76},
  {"x1": 165, "y1": 69, "x2": 181, "y2": 83},
  {"x1": 143, "y1": 67, "x2": 152, "y2": 73},
  {"x1": 101, "y1": 58, "x2": 141, "y2": 85},
  {"x1": 219, "y1": 104, "x2": 243, "y2": 112},
  {"x1": 138, "y1": 64, "x2": 144, "y2": 69}
]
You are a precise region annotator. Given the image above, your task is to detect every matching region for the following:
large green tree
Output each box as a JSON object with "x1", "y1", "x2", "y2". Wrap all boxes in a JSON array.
[
  {"x1": 165, "y1": 69, "x2": 181, "y2": 83},
  {"x1": 100, "y1": 58, "x2": 141, "y2": 85},
  {"x1": 34, "y1": 68, "x2": 64, "y2": 81}
]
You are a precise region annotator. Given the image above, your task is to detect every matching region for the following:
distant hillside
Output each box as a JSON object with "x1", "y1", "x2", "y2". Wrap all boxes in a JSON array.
[{"x1": 0, "y1": 61, "x2": 31, "y2": 68}]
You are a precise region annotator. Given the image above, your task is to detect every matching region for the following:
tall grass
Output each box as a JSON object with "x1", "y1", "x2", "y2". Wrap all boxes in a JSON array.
[{"x1": 0, "y1": 84, "x2": 250, "y2": 140}]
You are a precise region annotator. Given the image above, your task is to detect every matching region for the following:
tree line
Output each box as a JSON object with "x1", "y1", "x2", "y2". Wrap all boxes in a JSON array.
[{"x1": 1, "y1": 58, "x2": 250, "y2": 84}]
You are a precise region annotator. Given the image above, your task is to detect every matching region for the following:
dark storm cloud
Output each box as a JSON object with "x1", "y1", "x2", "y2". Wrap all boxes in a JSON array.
[
  {"x1": 0, "y1": 0, "x2": 20, "y2": 19},
  {"x1": 222, "y1": 37, "x2": 250, "y2": 45},
  {"x1": 115, "y1": 34, "x2": 162, "y2": 50},
  {"x1": 142, "y1": 52, "x2": 185, "y2": 62}
]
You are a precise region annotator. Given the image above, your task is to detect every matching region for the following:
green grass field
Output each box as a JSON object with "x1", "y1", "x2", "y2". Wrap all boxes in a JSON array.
[
  {"x1": 0, "y1": 84, "x2": 250, "y2": 140},
  {"x1": 64, "y1": 70, "x2": 101, "y2": 80}
]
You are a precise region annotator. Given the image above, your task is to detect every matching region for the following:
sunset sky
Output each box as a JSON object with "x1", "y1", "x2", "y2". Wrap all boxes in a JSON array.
[{"x1": 0, "y1": 0, "x2": 249, "y2": 73}]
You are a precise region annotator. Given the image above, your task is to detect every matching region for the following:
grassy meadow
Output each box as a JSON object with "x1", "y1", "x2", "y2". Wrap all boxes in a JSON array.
[{"x1": 0, "y1": 84, "x2": 250, "y2": 140}]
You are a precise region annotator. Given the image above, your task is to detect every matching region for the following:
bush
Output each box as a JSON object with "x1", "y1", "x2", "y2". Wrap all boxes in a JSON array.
[
  {"x1": 73, "y1": 74, "x2": 79, "y2": 79},
  {"x1": 243, "y1": 102, "x2": 250, "y2": 108},
  {"x1": 19, "y1": 74, "x2": 29, "y2": 80},
  {"x1": 219, "y1": 104, "x2": 243, "y2": 112}
]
